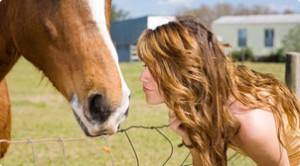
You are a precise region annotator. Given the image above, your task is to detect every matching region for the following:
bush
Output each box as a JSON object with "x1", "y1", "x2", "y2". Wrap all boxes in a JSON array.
[
  {"x1": 282, "y1": 25, "x2": 300, "y2": 52},
  {"x1": 255, "y1": 48, "x2": 286, "y2": 63},
  {"x1": 231, "y1": 48, "x2": 254, "y2": 61},
  {"x1": 273, "y1": 48, "x2": 286, "y2": 62}
]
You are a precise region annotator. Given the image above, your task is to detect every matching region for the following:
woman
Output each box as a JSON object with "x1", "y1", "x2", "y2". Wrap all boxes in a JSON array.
[{"x1": 137, "y1": 18, "x2": 300, "y2": 166}]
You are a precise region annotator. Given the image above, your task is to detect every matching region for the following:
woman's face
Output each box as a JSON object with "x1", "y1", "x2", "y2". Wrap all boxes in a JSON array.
[{"x1": 140, "y1": 66, "x2": 164, "y2": 105}]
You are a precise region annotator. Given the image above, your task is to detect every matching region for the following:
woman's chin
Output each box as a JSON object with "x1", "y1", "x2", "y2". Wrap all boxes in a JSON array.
[{"x1": 146, "y1": 98, "x2": 164, "y2": 105}]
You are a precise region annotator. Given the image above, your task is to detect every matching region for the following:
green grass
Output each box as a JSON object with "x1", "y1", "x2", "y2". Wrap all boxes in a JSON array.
[{"x1": 0, "y1": 58, "x2": 285, "y2": 165}]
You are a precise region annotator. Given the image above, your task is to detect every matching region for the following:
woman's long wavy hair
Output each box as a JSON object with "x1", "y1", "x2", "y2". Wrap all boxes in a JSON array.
[{"x1": 137, "y1": 18, "x2": 300, "y2": 166}]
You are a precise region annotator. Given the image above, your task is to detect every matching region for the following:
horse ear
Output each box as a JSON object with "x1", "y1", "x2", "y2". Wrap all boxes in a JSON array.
[{"x1": 43, "y1": 18, "x2": 58, "y2": 41}]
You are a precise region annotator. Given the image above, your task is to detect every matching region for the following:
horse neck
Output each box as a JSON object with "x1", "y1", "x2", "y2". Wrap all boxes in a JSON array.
[
  {"x1": 0, "y1": 1, "x2": 7, "y2": 36},
  {"x1": 0, "y1": 1, "x2": 21, "y2": 81}
]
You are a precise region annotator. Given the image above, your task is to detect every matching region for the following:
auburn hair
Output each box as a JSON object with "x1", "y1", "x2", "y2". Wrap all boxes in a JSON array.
[{"x1": 137, "y1": 18, "x2": 300, "y2": 166}]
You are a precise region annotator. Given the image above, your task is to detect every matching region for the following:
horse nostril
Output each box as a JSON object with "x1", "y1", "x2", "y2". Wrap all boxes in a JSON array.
[{"x1": 89, "y1": 94, "x2": 111, "y2": 122}]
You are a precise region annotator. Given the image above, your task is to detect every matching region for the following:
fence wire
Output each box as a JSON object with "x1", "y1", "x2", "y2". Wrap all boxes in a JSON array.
[{"x1": 0, "y1": 124, "x2": 252, "y2": 166}]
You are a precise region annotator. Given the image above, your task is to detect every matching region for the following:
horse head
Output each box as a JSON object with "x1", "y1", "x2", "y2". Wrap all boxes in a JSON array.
[{"x1": 4, "y1": 0, "x2": 130, "y2": 136}]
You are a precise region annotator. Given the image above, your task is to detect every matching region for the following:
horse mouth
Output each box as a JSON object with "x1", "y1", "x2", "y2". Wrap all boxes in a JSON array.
[
  {"x1": 72, "y1": 110, "x2": 92, "y2": 136},
  {"x1": 71, "y1": 109, "x2": 115, "y2": 137}
]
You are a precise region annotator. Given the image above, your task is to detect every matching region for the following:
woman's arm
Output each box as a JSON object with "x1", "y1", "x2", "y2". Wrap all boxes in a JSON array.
[
  {"x1": 168, "y1": 110, "x2": 203, "y2": 165},
  {"x1": 232, "y1": 108, "x2": 290, "y2": 166}
]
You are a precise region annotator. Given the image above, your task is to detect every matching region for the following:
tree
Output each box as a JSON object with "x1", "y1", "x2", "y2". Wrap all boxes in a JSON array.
[
  {"x1": 282, "y1": 25, "x2": 300, "y2": 52},
  {"x1": 177, "y1": 3, "x2": 280, "y2": 28},
  {"x1": 283, "y1": 8, "x2": 294, "y2": 14},
  {"x1": 111, "y1": 4, "x2": 129, "y2": 22}
]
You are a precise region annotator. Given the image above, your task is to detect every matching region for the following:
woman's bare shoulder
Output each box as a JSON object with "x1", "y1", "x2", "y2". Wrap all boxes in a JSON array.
[
  {"x1": 228, "y1": 101, "x2": 275, "y2": 143},
  {"x1": 229, "y1": 102, "x2": 289, "y2": 165}
]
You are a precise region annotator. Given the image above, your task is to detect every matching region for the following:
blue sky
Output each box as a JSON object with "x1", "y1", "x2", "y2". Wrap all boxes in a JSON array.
[{"x1": 113, "y1": 0, "x2": 300, "y2": 18}]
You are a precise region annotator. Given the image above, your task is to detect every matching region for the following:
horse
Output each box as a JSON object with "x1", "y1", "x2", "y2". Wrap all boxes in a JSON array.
[
  {"x1": 0, "y1": 81, "x2": 10, "y2": 157},
  {"x1": 0, "y1": 0, "x2": 130, "y2": 157}
]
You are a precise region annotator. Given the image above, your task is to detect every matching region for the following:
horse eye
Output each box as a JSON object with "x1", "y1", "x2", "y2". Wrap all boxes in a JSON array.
[{"x1": 43, "y1": 19, "x2": 58, "y2": 41}]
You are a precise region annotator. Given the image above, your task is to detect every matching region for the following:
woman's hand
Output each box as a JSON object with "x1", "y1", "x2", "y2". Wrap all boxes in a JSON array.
[{"x1": 168, "y1": 110, "x2": 192, "y2": 146}]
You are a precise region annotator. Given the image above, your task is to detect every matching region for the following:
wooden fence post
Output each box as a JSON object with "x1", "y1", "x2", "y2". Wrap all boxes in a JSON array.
[{"x1": 285, "y1": 52, "x2": 300, "y2": 98}]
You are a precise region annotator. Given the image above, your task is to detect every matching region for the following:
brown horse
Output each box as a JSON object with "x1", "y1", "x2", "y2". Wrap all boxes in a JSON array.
[
  {"x1": 0, "y1": 81, "x2": 10, "y2": 157},
  {"x1": 0, "y1": 0, "x2": 130, "y2": 157}
]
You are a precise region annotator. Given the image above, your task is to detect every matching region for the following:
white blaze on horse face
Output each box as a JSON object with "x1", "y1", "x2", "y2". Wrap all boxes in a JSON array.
[{"x1": 86, "y1": 0, "x2": 130, "y2": 131}]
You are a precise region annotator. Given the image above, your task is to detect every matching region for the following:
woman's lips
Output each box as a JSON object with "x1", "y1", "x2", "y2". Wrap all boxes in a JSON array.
[{"x1": 143, "y1": 86, "x2": 153, "y2": 92}]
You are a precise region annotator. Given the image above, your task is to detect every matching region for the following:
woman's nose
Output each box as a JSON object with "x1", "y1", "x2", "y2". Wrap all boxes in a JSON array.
[{"x1": 140, "y1": 69, "x2": 148, "y2": 82}]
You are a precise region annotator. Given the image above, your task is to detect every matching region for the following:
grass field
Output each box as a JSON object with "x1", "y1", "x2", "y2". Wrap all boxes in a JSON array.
[{"x1": 0, "y1": 58, "x2": 285, "y2": 165}]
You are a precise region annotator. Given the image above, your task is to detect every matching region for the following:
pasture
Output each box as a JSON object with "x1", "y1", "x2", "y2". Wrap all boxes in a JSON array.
[{"x1": 0, "y1": 58, "x2": 284, "y2": 165}]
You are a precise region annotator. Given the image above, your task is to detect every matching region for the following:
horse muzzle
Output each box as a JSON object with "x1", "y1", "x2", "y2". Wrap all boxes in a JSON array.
[{"x1": 70, "y1": 93, "x2": 130, "y2": 137}]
